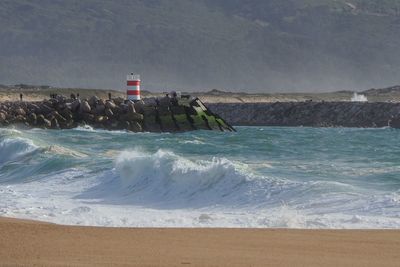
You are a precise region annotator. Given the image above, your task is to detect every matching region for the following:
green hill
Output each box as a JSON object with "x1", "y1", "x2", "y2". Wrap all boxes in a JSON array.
[{"x1": 1, "y1": 0, "x2": 400, "y2": 92}]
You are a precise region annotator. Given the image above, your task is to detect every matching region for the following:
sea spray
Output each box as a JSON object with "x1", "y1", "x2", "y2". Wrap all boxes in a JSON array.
[{"x1": 351, "y1": 92, "x2": 368, "y2": 102}]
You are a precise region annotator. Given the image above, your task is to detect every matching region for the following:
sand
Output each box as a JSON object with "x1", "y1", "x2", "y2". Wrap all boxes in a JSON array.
[{"x1": 0, "y1": 218, "x2": 399, "y2": 266}]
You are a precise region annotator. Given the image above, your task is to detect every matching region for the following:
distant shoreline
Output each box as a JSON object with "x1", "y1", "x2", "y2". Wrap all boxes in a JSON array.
[
  {"x1": 1, "y1": 216, "x2": 399, "y2": 266},
  {"x1": 1, "y1": 85, "x2": 400, "y2": 103}
]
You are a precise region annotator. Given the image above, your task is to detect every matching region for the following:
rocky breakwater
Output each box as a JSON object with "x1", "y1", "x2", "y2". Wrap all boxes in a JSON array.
[
  {"x1": 207, "y1": 101, "x2": 400, "y2": 128},
  {"x1": 0, "y1": 95, "x2": 235, "y2": 132}
]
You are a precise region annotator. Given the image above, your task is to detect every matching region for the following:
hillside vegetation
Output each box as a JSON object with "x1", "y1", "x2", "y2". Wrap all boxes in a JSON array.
[{"x1": 1, "y1": 0, "x2": 400, "y2": 92}]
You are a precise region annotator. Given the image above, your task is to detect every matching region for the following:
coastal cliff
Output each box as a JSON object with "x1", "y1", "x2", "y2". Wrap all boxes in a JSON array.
[{"x1": 208, "y1": 102, "x2": 400, "y2": 128}]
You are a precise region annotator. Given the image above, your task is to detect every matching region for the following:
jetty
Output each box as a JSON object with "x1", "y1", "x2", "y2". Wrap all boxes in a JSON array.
[{"x1": 0, "y1": 94, "x2": 235, "y2": 132}]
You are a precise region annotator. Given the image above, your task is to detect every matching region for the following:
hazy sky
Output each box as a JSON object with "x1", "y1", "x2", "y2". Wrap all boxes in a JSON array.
[{"x1": 1, "y1": 0, "x2": 399, "y2": 92}]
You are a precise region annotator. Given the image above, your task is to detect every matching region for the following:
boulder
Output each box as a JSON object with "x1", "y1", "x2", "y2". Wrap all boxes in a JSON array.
[
  {"x1": 119, "y1": 103, "x2": 128, "y2": 113},
  {"x1": 15, "y1": 108, "x2": 26, "y2": 116},
  {"x1": 105, "y1": 100, "x2": 116, "y2": 110},
  {"x1": 51, "y1": 111, "x2": 67, "y2": 122},
  {"x1": 113, "y1": 97, "x2": 125, "y2": 106},
  {"x1": 129, "y1": 121, "x2": 142, "y2": 132},
  {"x1": 27, "y1": 113, "x2": 37, "y2": 123},
  {"x1": 51, "y1": 118, "x2": 60, "y2": 129},
  {"x1": 0, "y1": 112, "x2": 6, "y2": 122},
  {"x1": 15, "y1": 115, "x2": 26, "y2": 123},
  {"x1": 59, "y1": 108, "x2": 73, "y2": 120},
  {"x1": 37, "y1": 114, "x2": 46, "y2": 124},
  {"x1": 56, "y1": 95, "x2": 67, "y2": 103},
  {"x1": 98, "y1": 99, "x2": 105, "y2": 106},
  {"x1": 70, "y1": 99, "x2": 81, "y2": 112},
  {"x1": 105, "y1": 108, "x2": 114, "y2": 118},
  {"x1": 134, "y1": 100, "x2": 145, "y2": 113},
  {"x1": 27, "y1": 103, "x2": 40, "y2": 113},
  {"x1": 88, "y1": 95, "x2": 99, "y2": 107},
  {"x1": 39, "y1": 103, "x2": 54, "y2": 115},
  {"x1": 80, "y1": 100, "x2": 91, "y2": 113},
  {"x1": 43, "y1": 119, "x2": 51, "y2": 128},
  {"x1": 95, "y1": 116, "x2": 107, "y2": 123},
  {"x1": 143, "y1": 97, "x2": 157, "y2": 106},
  {"x1": 159, "y1": 96, "x2": 171, "y2": 107},
  {"x1": 95, "y1": 104, "x2": 105, "y2": 115},
  {"x1": 389, "y1": 116, "x2": 400, "y2": 128},
  {"x1": 127, "y1": 101, "x2": 136, "y2": 114},
  {"x1": 82, "y1": 113, "x2": 95, "y2": 122},
  {"x1": 122, "y1": 112, "x2": 144, "y2": 122}
]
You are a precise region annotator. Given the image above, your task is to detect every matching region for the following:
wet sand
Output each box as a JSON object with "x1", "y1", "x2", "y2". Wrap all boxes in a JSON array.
[{"x1": 0, "y1": 217, "x2": 399, "y2": 266}]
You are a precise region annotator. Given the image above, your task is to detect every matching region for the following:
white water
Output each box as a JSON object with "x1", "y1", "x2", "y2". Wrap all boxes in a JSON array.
[
  {"x1": 351, "y1": 92, "x2": 368, "y2": 102},
  {"x1": 0, "y1": 127, "x2": 399, "y2": 228}
]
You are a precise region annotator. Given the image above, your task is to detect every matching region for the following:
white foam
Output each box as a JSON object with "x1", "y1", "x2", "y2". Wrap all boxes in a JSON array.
[
  {"x1": 1, "y1": 134, "x2": 400, "y2": 229},
  {"x1": 351, "y1": 92, "x2": 368, "y2": 102}
]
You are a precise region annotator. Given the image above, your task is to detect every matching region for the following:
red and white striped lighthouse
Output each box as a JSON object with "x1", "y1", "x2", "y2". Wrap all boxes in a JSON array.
[{"x1": 126, "y1": 73, "x2": 141, "y2": 101}]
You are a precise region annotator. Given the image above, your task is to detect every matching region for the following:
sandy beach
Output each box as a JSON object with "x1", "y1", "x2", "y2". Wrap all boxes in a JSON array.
[{"x1": 0, "y1": 217, "x2": 399, "y2": 266}]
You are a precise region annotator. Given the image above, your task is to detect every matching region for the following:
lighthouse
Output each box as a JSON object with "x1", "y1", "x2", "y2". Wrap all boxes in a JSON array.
[{"x1": 126, "y1": 73, "x2": 141, "y2": 101}]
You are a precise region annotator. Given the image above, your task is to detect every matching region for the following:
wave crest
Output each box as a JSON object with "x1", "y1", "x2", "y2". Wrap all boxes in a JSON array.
[
  {"x1": 0, "y1": 136, "x2": 38, "y2": 165},
  {"x1": 113, "y1": 150, "x2": 250, "y2": 207}
]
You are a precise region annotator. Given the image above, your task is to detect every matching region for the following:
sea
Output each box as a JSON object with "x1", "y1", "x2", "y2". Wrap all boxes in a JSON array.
[{"x1": 0, "y1": 126, "x2": 399, "y2": 228}]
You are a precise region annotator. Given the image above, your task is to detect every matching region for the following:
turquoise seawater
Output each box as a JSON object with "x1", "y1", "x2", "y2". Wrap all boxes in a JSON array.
[{"x1": 0, "y1": 126, "x2": 399, "y2": 228}]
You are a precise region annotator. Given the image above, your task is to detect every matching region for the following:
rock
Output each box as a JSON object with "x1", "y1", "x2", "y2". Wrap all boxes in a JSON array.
[
  {"x1": 88, "y1": 95, "x2": 99, "y2": 107},
  {"x1": 82, "y1": 113, "x2": 95, "y2": 122},
  {"x1": 51, "y1": 111, "x2": 67, "y2": 122},
  {"x1": 59, "y1": 108, "x2": 73, "y2": 120},
  {"x1": 143, "y1": 97, "x2": 157, "y2": 106},
  {"x1": 127, "y1": 101, "x2": 136, "y2": 114},
  {"x1": 111, "y1": 106, "x2": 121, "y2": 115},
  {"x1": 95, "y1": 104, "x2": 105, "y2": 115},
  {"x1": 129, "y1": 121, "x2": 142, "y2": 132},
  {"x1": 113, "y1": 97, "x2": 125, "y2": 106},
  {"x1": 159, "y1": 96, "x2": 171, "y2": 107},
  {"x1": 119, "y1": 103, "x2": 128, "y2": 113},
  {"x1": 37, "y1": 114, "x2": 46, "y2": 124},
  {"x1": 48, "y1": 99, "x2": 61, "y2": 108},
  {"x1": 105, "y1": 108, "x2": 114, "y2": 117},
  {"x1": 36, "y1": 114, "x2": 52, "y2": 128},
  {"x1": 43, "y1": 119, "x2": 51, "y2": 128},
  {"x1": 98, "y1": 99, "x2": 105, "y2": 106},
  {"x1": 39, "y1": 103, "x2": 54, "y2": 115},
  {"x1": 27, "y1": 113, "x2": 37, "y2": 123},
  {"x1": 51, "y1": 118, "x2": 60, "y2": 129},
  {"x1": 105, "y1": 100, "x2": 116, "y2": 110},
  {"x1": 0, "y1": 112, "x2": 6, "y2": 122},
  {"x1": 15, "y1": 115, "x2": 26, "y2": 123},
  {"x1": 15, "y1": 108, "x2": 26, "y2": 116},
  {"x1": 95, "y1": 116, "x2": 107, "y2": 123},
  {"x1": 70, "y1": 99, "x2": 81, "y2": 112},
  {"x1": 80, "y1": 100, "x2": 91, "y2": 113},
  {"x1": 56, "y1": 102, "x2": 67, "y2": 111},
  {"x1": 27, "y1": 103, "x2": 40, "y2": 113},
  {"x1": 0, "y1": 94, "x2": 232, "y2": 132},
  {"x1": 56, "y1": 95, "x2": 67, "y2": 103},
  {"x1": 120, "y1": 120, "x2": 130, "y2": 130},
  {"x1": 389, "y1": 116, "x2": 400, "y2": 128},
  {"x1": 106, "y1": 119, "x2": 120, "y2": 130},
  {"x1": 121, "y1": 112, "x2": 144, "y2": 122},
  {"x1": 134, "y1": 100, "x2": 145, "y2": 113}
]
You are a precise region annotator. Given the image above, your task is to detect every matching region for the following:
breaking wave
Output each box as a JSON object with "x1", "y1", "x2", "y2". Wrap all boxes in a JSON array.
[
  {"x1": 1, "y1": 126, "x2": 400, "y2": 228},
  {"x1": 0, "y1": 136, "x2": 38, "y2": 165},
  {"x1": 81, "y1": 149, "x2": 304, "y2": 209}
]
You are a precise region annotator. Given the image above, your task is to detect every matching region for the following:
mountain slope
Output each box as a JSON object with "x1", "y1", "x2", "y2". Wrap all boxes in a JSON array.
[{"x1": 0, "y1": 0, "x2": 400, "y2": 92}]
